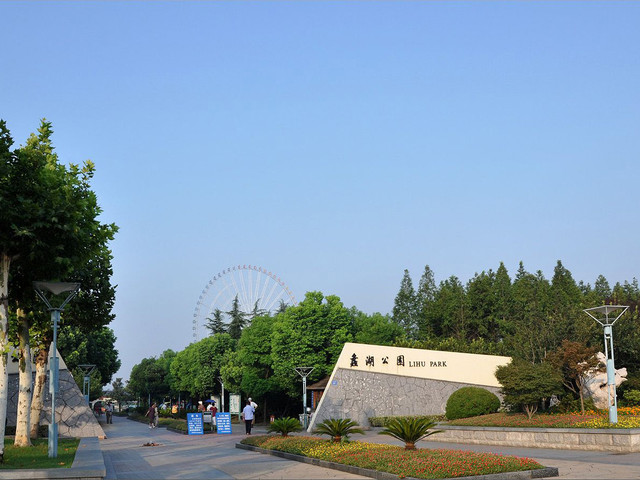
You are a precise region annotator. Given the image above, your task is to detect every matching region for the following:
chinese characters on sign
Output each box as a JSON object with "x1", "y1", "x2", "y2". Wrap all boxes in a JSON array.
[{"x1": 349, "y1": 353, "x2": 447, "y2": 369}]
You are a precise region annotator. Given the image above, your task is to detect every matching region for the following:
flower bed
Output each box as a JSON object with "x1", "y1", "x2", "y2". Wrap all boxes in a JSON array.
[
  {"x1": 241, "y1": 435, "x2": 544, "y2": 479},
  {"x1": 446, "y1": 411, "x2": 640, "y2": 429}
]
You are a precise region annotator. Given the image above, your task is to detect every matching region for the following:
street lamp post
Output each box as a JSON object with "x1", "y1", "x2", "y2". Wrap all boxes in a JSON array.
[
  {"x1": 295, "y1": 367, "x2": 314, "y2": 429},
  {"x1": 78, "y1": 364, "x2": 95, "y2": 404},
  {"x1": 584, "y1": 304, "x2": 629, "y2": 424},
  {"x1": 217, "y1": 377, "x2": 225, "y2": 413},
  {"x1": 33, "y1": 281, "x2": 80, "y2": 458}
]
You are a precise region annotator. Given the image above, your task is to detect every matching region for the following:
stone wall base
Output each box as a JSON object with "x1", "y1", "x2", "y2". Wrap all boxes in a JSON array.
[
  {"x1": 428, "y1": 426, "x2": 640, "y2": 453},
  {"x1": 311, "y1": 368, "x2": 501, "y2": 430}
]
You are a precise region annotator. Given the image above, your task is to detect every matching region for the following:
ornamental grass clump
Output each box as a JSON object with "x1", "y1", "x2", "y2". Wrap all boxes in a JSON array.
[
  {"x1": 266, "y1": 417, "x2": 302, "y2": 437},
  {"x1": 312, "y1": 418, "x2": 364, "y2": 442},
  {"x1": 380, "y1": 416, "x2": 442, "y2": 450}
]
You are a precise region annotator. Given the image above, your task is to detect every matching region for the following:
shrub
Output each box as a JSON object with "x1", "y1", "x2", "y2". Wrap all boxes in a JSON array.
[
  {"x1": 266, "y1": 417, "x2": 302, "y2": 437},
  {"x1": 313, "y1": 418, "x2": 364, "y2": 442},
  {"x1": 445, "y1": 387, "x2": 501, "y2": 420},
  {"x1": 623, "y1": 389, "x2": 640, "y2": 406},
  {"x1": 379, "y1": 417, "x2": 442, "y2": 450}
]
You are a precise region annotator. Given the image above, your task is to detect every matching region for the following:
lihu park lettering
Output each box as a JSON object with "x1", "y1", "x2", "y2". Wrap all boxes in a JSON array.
[{"x1": 349, "y1": 353, "x2": 447, "y2": 368}]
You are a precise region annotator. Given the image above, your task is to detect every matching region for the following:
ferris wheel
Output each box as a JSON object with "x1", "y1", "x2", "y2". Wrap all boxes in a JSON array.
[{"x1": 192, "y1": 265, "x2": 297, "y2": 341}]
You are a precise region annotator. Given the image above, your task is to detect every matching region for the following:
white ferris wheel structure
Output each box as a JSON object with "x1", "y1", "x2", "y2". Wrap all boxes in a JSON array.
[{"x1": 192, "y1": 265, "x2": 297, "y2": 342}]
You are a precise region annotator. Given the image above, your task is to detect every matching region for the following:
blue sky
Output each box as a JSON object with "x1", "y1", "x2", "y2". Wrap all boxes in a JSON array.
[{"x1": 2, "y1": 2, "x2": 639, "y2": 383}]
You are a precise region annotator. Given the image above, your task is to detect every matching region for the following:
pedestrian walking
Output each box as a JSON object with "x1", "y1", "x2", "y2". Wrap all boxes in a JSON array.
[
  {"x1": 105, "y1": 402, "x2": 113, "y2": 424},
  {"x1": 241, "y1": 399, "x2": 255, "y2": 435},
  {"x1": 248, "y1": 397, "x2": 258, "y2": 425},
  {"x1": 146, "y1": 403, "x2": 157, "y2": 429}
]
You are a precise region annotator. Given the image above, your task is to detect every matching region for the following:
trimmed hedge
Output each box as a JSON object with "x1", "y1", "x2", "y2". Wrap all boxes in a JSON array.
[
  {"x1": 368, "y1": 415, "x2": 441, "y2": 428},
  {"x1": 445, "y1": 387, "x2": 500, "y2": 420}
]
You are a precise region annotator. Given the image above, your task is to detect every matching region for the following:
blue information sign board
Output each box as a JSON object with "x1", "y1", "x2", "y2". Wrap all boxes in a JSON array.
[
  {"x1": 215, "y1": 412, "x2": 232, "y2": 434},
  {"x1": 187, "y1": 413, "x2": 204, "y2": 435}
]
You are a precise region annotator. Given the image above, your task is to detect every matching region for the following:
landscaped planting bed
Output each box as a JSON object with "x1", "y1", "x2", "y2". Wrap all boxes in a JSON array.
[
  {"x1": 446, "y1": 408, "x2": 640, "y2": 429},
  {"x1": 241, "y1": 435, "x2": 545, "y2": 479}
]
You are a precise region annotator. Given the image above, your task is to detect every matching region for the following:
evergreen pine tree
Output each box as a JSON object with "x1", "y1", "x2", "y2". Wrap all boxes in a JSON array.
[
  {"x1": 492, "y1": 262, "x2": 513, "y2": 340},
  {"x1": 204, "y1": 309, "x2": 226, "y2": 336},
  {"x1": 227, "y1": 296, "x2": 247, "y2": 340},
  {"x1": 392, "y1": 269, "x2": 418, "y2": 339},
  {"x1": 415, "y1": 265, "x2": 436, "y2": 338}
]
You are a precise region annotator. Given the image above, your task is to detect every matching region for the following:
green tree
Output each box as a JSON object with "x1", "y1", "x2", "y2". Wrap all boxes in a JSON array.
[
  {"x1": 58, "y1": 326, "x2": 121, "y2": 388},
  {"x1": 431, "y1": 276, "x2": 466, "y2": 341},
  {"x1": 547, "y1": 340, "x2": 601, "y2": 414},
  {"x1": 170, "y1": 334, "x2": 236, "y2": 398},
  {"x1": 492, "y1": 262, "x2": 513, "y2": 340},
  {"x1": 465, "y1": 270, "x2": 497, "y2": 341},
  {"x1": 353, "y1": 310, "x2": 403, "y2": 346},
  {"x1": 415, "y1": 265, "x2": 436, "y2": 339},
  {"x1": 495, "y1": 359, "x2": 563, "y2": 419},
  {"x1": 128, "y1": 357, "x2": 168, "y2": 405},
  {"x1": 505, "y1": 264, "x2": 551, "y2": 363},
  {"x1": 106, "y1": 378, "x2": 130, "y2": 412},
  {"x1": 221, "y1": 314, "x2": 280, "y2": 418},
  {"x1": 392, "y1": 269, "x2": 418, "y2": 338},
  {"x1": 271, "y1": 292, "x2": 353, "y2": 397},
  {"x1": 227, "y1": 296, "x2": 247, "y2": 340},
  {"x1": 0, "y1": 119, "x2": 117, "y2": 449},
  {"x1": 204, "y1": 308, "x2": 226, "y2": 336}
]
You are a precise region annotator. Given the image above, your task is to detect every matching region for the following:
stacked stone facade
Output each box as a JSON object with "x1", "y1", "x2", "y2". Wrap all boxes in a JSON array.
[
  {"x1": 6, "y1": 368, "x2": 105, "y2": 438},
  {"x1": 311, "y1": 368, "x2": 501, "y2": 429}
]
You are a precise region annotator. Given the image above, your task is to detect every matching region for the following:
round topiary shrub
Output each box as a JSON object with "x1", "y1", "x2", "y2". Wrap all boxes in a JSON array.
[{"x1": 445, "y1": 387, "x2": 501, "y2": 420}]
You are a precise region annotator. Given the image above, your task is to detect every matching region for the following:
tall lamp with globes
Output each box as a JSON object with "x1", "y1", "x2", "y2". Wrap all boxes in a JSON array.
[{"x1": 33, "y1": 281, "x2": 80, "y2": 458}]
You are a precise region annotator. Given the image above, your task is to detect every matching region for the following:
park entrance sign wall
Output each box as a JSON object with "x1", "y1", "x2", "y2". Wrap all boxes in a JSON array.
[{"x1": 307, "y1": 343, "x2": 511, "y2": 431}]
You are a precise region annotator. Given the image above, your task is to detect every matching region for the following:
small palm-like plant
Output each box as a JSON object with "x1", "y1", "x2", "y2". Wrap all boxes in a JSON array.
[
  {"x1": 380, "y1": 417, "x2": 442, "y2": 450},
  {"x1": 266, "y1": 417, "x2": 302, "y2": 437},
  {"x1": 313, "y1": 418, "x2": 364, "y2": 442}
]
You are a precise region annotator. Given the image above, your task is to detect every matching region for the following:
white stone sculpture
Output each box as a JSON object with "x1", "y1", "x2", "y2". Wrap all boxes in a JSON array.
[{"x1": 582, "y1": 352, "x2": 627, "y2": 409}]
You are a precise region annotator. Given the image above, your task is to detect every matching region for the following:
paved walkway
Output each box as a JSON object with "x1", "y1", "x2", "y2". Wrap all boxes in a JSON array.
[
  {"x1": 100, "y1": 416, "x2": 365, "y2": 479},
  {"x1": 99, "y1": 416, "x2": 640, "y2": 479}
]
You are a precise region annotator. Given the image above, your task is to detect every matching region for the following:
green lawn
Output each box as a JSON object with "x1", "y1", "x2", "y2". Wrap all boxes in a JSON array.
[
  {"x1": 241, "y1": 435, "x2": 543, "y2": 479},
  {"x1": 0, "y1": 438, "x2": 80, "y2": 469}
]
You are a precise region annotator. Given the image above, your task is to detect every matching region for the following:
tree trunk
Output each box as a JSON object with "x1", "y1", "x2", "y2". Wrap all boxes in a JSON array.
[
  {"x1": 14, "y1": 309, "x2": 33, "y2": 447},
  {"x1": 0, "y1": 253, "x2": 11, "y2": 462},
  {"x1": 404, "y1": 441, "x2": 416, "y2": 450},
  {"x1": 30, "y1": 346, "x2": 49, "y2": 439}
]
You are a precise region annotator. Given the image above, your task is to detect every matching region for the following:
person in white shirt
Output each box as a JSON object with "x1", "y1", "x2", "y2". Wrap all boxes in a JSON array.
[
  {"x1": 241, "y1": 400, "x2": 255, "y2": 434},
  {"x1": 248, "y1": 397, "x2": 258, "y2": 425}
]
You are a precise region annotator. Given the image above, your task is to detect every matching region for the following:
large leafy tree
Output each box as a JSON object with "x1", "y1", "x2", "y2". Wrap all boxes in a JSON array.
[
  {"x1": 221, "y1": 314, "x2": 281, "y2": 418},
  {"x1": 353, "y1": 310, "x2": 403, "y2": 346},
  {"x1": 547, "y1": 340, "x2": 601, "y2": 414},
  {"x1": 271, "y1": 292, "x2": 353, "y2": 398},
  {"x1": 495, "y1": 359, "x2": 563, "y2": 419},
  {"x1": 170, "y1": 334, "x2": 236, "y2": 398},
  {"x1": 0, "y1": 120, "x2": 117, "y2": 449}
]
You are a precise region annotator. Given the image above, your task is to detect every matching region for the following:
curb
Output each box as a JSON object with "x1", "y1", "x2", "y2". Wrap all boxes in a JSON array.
[
  {"x1": 0, "y1": 437, "x2": 105, "y2": 480},
  {"x1": 236, "y1": 443, "x2": 559, "y2": 480}
]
